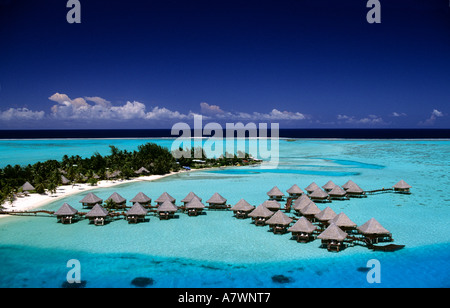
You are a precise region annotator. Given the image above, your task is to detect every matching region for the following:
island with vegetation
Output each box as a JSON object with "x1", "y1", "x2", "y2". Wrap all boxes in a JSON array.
[{"x1": 0, "y1": 143, "x2": 261, "y2": 207}]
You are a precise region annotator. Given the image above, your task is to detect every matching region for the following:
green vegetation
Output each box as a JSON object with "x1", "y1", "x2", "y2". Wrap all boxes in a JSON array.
[{"x1": 0, "y1": 142, "x2": 261, "y2": 206}]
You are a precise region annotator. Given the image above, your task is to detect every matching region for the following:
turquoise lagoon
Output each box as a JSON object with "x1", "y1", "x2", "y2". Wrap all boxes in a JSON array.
[{"x1": 0, "y1": 138, "x2": 449, "y2": 287}]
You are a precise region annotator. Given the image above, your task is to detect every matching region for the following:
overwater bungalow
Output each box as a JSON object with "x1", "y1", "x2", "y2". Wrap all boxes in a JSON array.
[
  {"x1": 265, "y1": 210, "x2": 293, "y2": 234},
  {"x1": 248, "y1": 204, "x2": 274, "y2": 226},
  {"x1": 79, "y1": 193, "x2": 103, "y2": 209},
  {"x1": 85, "y1": 203, "x2": 109, "y2": 226},
  {"x1": 267, "y1": 186, "x2": 284, "y2": 201},
  {"x1": 185, "y1": 198, "x2": 205, "y2": 216},
  {"x1": 286, "y1": 184, "x2": 304, "y2": 199},
  {"x1": 314, "y1": 207, "x2": 337, "y2": 228},
  {"x1": 181, "y1": 192, "x2": 202, "y2": 206},
  {"x1": 309, "y1": 188, "x2": 329, "y2": 203},
  {"x1": 230, "y1": 199, "x2": 255, "y2": 219},
  {"x1": 288, "y1": 217, "x2": 318, "y2": 243},
  {"x1": 155, "y1": 192, "x2": 176, "y2": 206},
  {"x1": 156, "y1": 200, "x2": 178, "y2": 220},
  {"x1": 305, "y1": 182, "x2": 320, "y2": 194},
  {"x1": 322, "y1": 180, "x2": 337, "y2": 192},
  {"x1": 105, "y1": 192, "x2": 127, "y2": 208},
  {"x1": 328, "y1": 186, "x2": 347, "y2": 200},
  {"x1": 357, "y1": 218, "x2": 393, "y2": 245},
  {"x1": 329, "y1": 212, "x2": 357, "y2": 233},
  {"x1": 206, "y1": 192, "x2": 228, "y2": 209},
  {"x1": 261, "y1": 200, "x2": 281, "y2": 212},
  {"x1": 292, "y1": 195, "x2": 312, "y2": 215},
  {"x1": 299, "y1": 201, "x2": 321, "y2": 222},
  {"x1": 317, "y1": 223, "x2": 348, "y2": 252},
  {"x1": 341, "y1": 180, "x2": 356, "y2": 190},
  {"x1": 54, "y1": 203, "x2": 78, "y2": 224},
  {"x1": 345, "y1": 182, "x2": 366, "y2": 198},
  {"x1": 393, "y1": 180, "x2": 412, "y2": 194},
  {"x1": 134, "y1": 167, "x2": 150, "y2": 175},
  {"x1": 125, "y1": 202, "x2": 148, "y2": 223},
  {"x1": 130, "y1": 192, "x2": 152, "y2": 207}
]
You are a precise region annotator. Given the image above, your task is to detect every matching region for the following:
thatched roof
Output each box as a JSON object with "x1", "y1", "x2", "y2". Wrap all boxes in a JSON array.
[
  {"x1": 185, "y1": 198, "x2": 205, "y2": 209},
  {"x1": 299, "y1": 201, "x2": 321, "y2": 216},
  {"x1": 318, "y1": 223, "x2": 348, "y2": 241},
  {"x1": 267, "y1": 186, "x2": 284, "y2": 197},
  {"x1": 181, "y1": 192, "x2": 202, "y2": 203},
  {"x1": 22, "y1": 182, "x2": 35, "y2": 192},
  {"x1": 155, "y1": 192, "x2": 176, "y2": 203},
  {"x1": 130, "y1": 192, "x2": 151, "y2": 204},
  {"x1": 305, "y1": 182, "x2": 320, "y2": 192},
  {"x1": 292, "y1": 195, "x2": 311, "y2": 211},
  {"x1": 309, "y1": 188, "x2": 328, "y2": 199},
  {"x1": 329, "y1": 212, "x2": 357, "y2": 228},
  {"x1": 157, "y1": 200, "x2": 178, "y2": 212},
  {"x1": 265, "y1": 210, "x2": 293, "y2": 226},
  {"x1": 322, "y1": 180, "x2": 337, "y2": 191},
  {"x1": 79, "y1": 193, "x2": 103, "y2": 204},
  {"x1": 393, "y1": 180, "x2": 411, "y2": 189},
  {"x1": 85, "y1": 203, "x2": 109, "y2": 217},
  {"x1": 54, "y1": 203, "x2": 78, "y2": 216},
  {"x1": 106, "y1": 192, "x2": 126, "y2": 204},
  {"x1": 328, "y1": 185, "x2": 347, "y2": 196},
  {"x1": 92, "y1": 173, "x2": 101, "y2": 179},
  {"x1": 61, "y1": 175, "x2": 71, "y2": 185},
  {"x1": 206, "y1": 192, "x2": 227, "y2": 205},
  {"x1": 286, "y1": 184, "x2": 304, "y2": 195},
  {"x1": 315, "y1": 207, "x2": 337, "y2": 222},
  {"x1": 342, "y1": 180, "x2": 356, "y2": 190},
  {"x1": 134, "y1": 167, "x2": 150, "y2": 174},
  {"x1": 230, "y1": 199, "x2": 255, "y2": 212},
  {"x1": 261, "y1": 200, "x2": 281, "y2": 210},
  {"x1": 346, "y1": 182, "x2": 364, "y2": 193},
  {"x1": 248, "y1": 204, "x2": 274, "y2": 218},
  {"x1": 288, "y1": 217, "x2": 317, "y2": 233},
  {"x1": 357, "y1": 218, "x2": 390, "y2": 235},
  {"x1": 126, "y1": 202, "x2": 148, "y2": 216}
]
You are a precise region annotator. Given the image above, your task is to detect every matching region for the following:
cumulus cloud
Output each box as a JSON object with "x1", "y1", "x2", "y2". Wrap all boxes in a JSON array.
[
  {"x1": 419, "y1": 109, "x2": 444, "y2": 126},
  {"x1": 200, "y1": 102, "x2": 225, "y2": 115},
  {"x1": 337, "y1": 114, "x2": 384, "y2": 125},
  {"x1": 0, "y1": 107, "x2": 45, "y2": 121},
  {"x1": 391, "y1": 112, "x2": 407, "y2": 117}
]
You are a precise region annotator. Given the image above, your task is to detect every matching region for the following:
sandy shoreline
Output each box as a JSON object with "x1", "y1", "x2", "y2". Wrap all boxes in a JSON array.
[{"x1": 0, "y1": 169, "x2": 202, "y2": 218}]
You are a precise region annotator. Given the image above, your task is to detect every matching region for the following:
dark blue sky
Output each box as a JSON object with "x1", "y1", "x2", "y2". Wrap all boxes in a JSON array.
[{"x1": 0, "y1": 0, "x2": 449, "y2": 128}]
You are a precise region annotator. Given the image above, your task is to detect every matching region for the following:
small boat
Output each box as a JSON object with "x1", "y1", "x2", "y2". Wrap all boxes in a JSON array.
[{"x1": 371, "y1": 244, "x2": 405, "y2": 252}]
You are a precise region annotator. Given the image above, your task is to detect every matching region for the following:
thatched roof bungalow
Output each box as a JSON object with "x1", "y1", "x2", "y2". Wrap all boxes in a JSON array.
[
  {"x1": 329, "y1": 212, "x2": 357, "y2": 232},
  {"x1": 155, "y1": 192, "x2": 176, "y2": 206},
  {"x1": 286, "y1": 184, "x2": 304, "y2": 198},
  {"x1": 317, "y1": 223, "x2": 348, "y2": 252},
  {"x1": 267, "y1": 186, "x2": 284, "y2": 201},
  {"x1": 357, "y1": 218, "x2": 393, "y2": 244},
  {"x1": 248, "y1": 204, "x2": 274, "y2": 226},
  {"x1": 125, "y1": 202, "x2": 148, "y2": 223},
  {"x1": 61, "y1": 175, "x2": 71, "y2": 185},
  {"x1": 85, "y1": 203, "x2": 109, "y2": 226},
  {"x1": 79, "y1": 193, "x2": 103, "y2": 208},
  {"x1": 265, "y1": 210, "x2": 293, "y2": 234},
  {"x1": 288, "y1": 217, "x2": 318, "y2": 242},
  {"x1": 292, "y1": 195, "x2": 312, "y2": 215},
  {"x1": 21, "y1": 182, "x2": 35, "y2": 193},
  {"x1": 345, "y1": 181, "x2": 365, "y2": 197},
  {"x1": 185, "y1": 198, "x2": 205, "y2": 216},
  {"x1": 314, "y1": 207, "x2": 337, "y2": 227},
  {"x1": 261, "y1": 200, "x2": 281, "y2": 212},
  {"x1": 130, "y1": 192, "x2": 152, "y2": 207},
  {"x1": 54, "y1": 203, "x2": 78, "y2": 224},
  {"x1": 105, "y1": 192, "x2": 127, "y2": 208},
  {"x1": 309, "y1": 188, "x2": 329, "y2": 202},
  {"x1": 328, "y1": 185, "x2": 347, "y2": 200},
  {"x1": 156, "y1": 200, "x2": 178, "y2": 220},
  {"x1": 230, "y1": 199, "x2": 255, "y2": 219},
  {"x1": 305, "y1": 182, "x2": 320, "y2": 194},
  {"x1": 299, "y1": 201, "x2": 321, "y2": 221},
  {"x1": 181, "y1": 192, "x2": 202, "y2": 205},
  {"x1": 206, "y1": 192, "x2": 227, "y2": 209},
  {"x1": 393, "y1": 180, "x2": 412, "y2": 193},
  {"x1": 134, "y1": 167, "x2": 150, "y2": 175},
  {"x1": 322, "y1": 180, "x2": 337, "y2": 192}
]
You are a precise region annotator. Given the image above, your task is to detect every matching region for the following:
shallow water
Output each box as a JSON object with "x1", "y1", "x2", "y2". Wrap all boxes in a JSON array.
[{"x1": 0, "y1": 139, "x2": 449, "y2": 287}]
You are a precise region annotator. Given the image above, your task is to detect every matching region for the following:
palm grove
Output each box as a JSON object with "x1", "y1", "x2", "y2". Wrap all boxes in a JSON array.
[{"x1": 0, "y1": 143, "x2": 259, "y2": 207}]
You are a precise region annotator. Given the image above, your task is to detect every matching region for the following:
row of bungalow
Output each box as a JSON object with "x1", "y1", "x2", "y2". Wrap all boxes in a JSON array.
[{"x1": 267, "y1": 179, "x2": 412, "y2": 203}]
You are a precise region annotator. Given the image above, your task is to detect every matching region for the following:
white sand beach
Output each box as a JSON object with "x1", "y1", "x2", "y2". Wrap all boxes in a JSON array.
[{"x1": 0, "y1": 170, "x2": 189, "y2": 217}]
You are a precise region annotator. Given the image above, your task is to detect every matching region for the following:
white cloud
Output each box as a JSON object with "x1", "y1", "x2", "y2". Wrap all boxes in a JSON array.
[
  {"x1": 0, "y1": 107, "x2": 45, "y2": 121},
  {"x1": 391, "y1": 112, "x2": 407, "y2": 117},
  {"x1": 419, "y1": 109, "x2": 444, "y2": 126},
  {"x1": 200, "y1": 102, "x2": 225, "y2": 115},
  {"x1": 337, "y1": 114, "x2": 384, "y2": 125}
]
